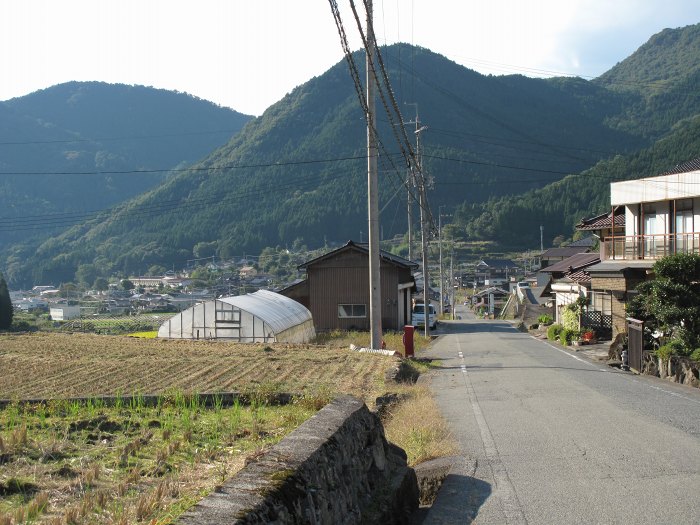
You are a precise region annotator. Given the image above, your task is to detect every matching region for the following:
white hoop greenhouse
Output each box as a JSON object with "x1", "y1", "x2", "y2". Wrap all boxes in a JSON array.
[{"x1": 157, "y1": 290, "x2": 315, "y2": 343}]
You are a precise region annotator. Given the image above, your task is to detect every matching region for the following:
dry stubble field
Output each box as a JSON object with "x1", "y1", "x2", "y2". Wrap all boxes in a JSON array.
[
  {"x1": 0, "y1": 332, "x2": 409, "y2": 524},
  {"x1": 0, "y1": 332, "x2": 396, "y2": 401}
]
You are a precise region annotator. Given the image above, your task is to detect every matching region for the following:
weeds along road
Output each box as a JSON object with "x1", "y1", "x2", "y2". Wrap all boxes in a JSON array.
[{"x1": 422, "y1": 306, "x2": 700, "y2": 524}]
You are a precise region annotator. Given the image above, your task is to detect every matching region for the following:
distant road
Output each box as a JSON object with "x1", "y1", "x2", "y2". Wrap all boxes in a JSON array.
[{"x1": 422, "y1": 306, "x2": 700, "y2": 524}]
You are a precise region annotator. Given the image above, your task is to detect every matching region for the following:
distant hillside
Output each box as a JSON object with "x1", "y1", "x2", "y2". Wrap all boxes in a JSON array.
[
  {"x1": 0, "y1": 82, "x2": 252, "y2": 248},
  {"x1": 5, "y1": 44, "x2": 651, "y2": 286},
  {"x1": 594, "y1": 23, "x2": 700, "y2": 138},
  {"x1": 455, "y1": 114, "x2": 700, "y2": 248},
  {"x1": 4, "y1": 21, "x2": 700, "y2": 286}
]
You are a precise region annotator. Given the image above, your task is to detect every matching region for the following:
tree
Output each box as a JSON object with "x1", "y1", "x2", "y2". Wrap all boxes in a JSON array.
[
  {"x1": 121, "y1": 279, "x2": 135, "y2": 291},
  {"x1": 93, "y1": 277, "x2": 109, "y2": 291},
  {"x1": 0, "y1": 275, "x2": 12, "y2": 330},
  {"x1": 627, "y1": 253, "x2": 700, "y2": 354}
]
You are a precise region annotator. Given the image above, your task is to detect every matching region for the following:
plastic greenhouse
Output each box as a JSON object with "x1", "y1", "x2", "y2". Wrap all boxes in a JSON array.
[{"x1": 157, "y1": 290, "x2": 315, "y2": 343}]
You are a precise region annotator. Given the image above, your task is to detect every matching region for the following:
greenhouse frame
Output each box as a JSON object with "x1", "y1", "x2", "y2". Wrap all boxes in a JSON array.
[{"x1": 157, "y1": 290, "x2": 315, "y2": 343}]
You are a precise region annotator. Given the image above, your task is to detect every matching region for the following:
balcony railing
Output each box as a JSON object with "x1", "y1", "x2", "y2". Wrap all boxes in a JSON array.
[{"x1": 602, "y1": 233, "x2": 700, "y2": 260}]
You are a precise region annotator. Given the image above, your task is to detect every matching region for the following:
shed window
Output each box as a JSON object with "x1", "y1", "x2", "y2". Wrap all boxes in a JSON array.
[{"x1": 338, "y1": 304, "x2": 366, "y2": 318}]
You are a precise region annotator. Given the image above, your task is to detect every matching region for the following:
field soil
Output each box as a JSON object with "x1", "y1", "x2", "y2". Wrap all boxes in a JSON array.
[{"x1": 0, "y1": 333, "x2": 396, "y2": 400}]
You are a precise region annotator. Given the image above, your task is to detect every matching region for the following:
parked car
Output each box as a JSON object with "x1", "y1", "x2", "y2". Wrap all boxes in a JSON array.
[
  {"x1": 412, "y1": 303, "x2": 437, "y2": 330},
  {"x1": 517, "y1": 281, "x2": 530, "y2": 289}
]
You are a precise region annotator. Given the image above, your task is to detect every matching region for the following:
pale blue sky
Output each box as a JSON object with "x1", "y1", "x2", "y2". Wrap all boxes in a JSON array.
[{"x1": 1, "y1": 0, "x2": 697, "y2": 116}]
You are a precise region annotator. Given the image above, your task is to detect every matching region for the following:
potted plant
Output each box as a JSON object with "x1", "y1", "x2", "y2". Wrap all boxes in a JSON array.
[{"x1": 581, "y1": 330, "x2": 596, "y2": 344}]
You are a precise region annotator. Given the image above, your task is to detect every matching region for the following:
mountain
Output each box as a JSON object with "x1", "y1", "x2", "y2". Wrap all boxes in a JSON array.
[
  {"x1": 0, "y1": 82, "x2": 252, "y2": 248},
  {"x1": 457, "y1": 23, "x2": 700, "y2": 247},
  {"x1": 594, "y1": 23, "x2": 700, "y2": 138},
  {"x1": 3, "y1": 22, "x2": 700, "y2": 286}
]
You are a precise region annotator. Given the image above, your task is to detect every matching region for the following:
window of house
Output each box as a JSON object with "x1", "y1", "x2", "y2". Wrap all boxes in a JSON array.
[{"x1": 338, "y1": 304, "x2": 367, "y2": 318}]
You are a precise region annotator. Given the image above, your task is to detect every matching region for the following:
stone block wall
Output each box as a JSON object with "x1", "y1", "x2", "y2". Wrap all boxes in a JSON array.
[{"x1": 177, "y1": 395, "x2": 418, "y2": 525}]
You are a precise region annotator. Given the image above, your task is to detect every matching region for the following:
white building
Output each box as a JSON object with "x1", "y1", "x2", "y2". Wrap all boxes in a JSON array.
[
  {"x1": 157, "y1": 290, "x2": 315, "y2": 343},
  {"x1": 50, "y1": 305, "x2": 81, "y2": 321}
]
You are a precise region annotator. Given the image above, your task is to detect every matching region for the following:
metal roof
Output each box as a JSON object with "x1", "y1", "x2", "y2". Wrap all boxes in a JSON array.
[{"x1": 219, "y1": 290, "x2": 312, "y2": 335}]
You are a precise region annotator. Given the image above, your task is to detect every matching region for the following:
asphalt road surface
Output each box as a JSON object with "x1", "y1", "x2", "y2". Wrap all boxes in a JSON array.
[{"x1": 422, "y1": 306, "x2": 700, "y2": 524}]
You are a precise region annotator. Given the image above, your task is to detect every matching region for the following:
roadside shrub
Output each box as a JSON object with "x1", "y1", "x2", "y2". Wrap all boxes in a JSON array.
[
  {"x1": 690, "y1": 348, "x2": 700, "y2": 362},
  {"x1": 656, "y1": 339, "x2": 685, "y2": 362},
  {"x1": 559, "y1": 328, "x2": 573, "y2": 346},
  {"x1": 547, "y1": 324, "x2": 563, "y2": 341},
  {"x1": 537, "y1": 314, "x2": 553, "y2": 325}
]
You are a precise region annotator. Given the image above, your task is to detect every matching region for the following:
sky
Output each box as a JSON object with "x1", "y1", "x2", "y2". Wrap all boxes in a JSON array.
[{"x1": 1, "y1": 1, "x2": 697, "y2": 116}]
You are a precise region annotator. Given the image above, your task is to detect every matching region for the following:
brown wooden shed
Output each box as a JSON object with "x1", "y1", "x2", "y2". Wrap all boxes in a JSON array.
[{"x1": 279, "y1": 241, "x2": 417, "y2": 332}]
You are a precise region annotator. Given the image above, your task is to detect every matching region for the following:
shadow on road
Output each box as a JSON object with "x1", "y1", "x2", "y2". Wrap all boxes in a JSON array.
[
  {"x1": 422, "y1": 474, "x2": 492, "y2": 524},
  {"x1": 433, "y1": 364, "x2": 613, "y2": 374},
  {"x1": 437, "y1": 321, "x2": 519, "y2": 334}
]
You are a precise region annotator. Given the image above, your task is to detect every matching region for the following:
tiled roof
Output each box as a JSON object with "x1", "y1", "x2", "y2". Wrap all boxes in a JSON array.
[
  {"x1": 567, "y1": 270, "x2": 592, "y2": 283},
  {"x1": 540, "y1": 252, "x2": 600, "y2": 273},
  {"x1": 541, "y1": 246, "x2": 590, "y2": 258},
  {"x1": 298, "y1": 240, "x2": 419, "y2": 270},
  {"x1": 478, "y1": 258, "x2": 518, "y2": 269},
  {"x1": 568, "y1": 236, "x2": 597, "y2": 247},
  {"x1": 660, "y1": 157, "x2": 700, "y2": 175},
  {"x1": 576, "y1": 206, "x2": 624, "y2": 231}
]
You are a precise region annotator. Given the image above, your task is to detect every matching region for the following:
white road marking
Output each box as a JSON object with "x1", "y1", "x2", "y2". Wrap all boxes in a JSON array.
[
  {"x1": 457, "y1": 338, "x2": 527, "y2": 523},
  {"x1": 534, "y1": 336, "x2": 700, "y2": 405}
]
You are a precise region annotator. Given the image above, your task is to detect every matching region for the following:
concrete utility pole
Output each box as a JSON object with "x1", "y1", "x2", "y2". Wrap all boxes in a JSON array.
[
  {"x1": 439, "y1": 206, "x2": 444, "y2": 317},
  {"x1": 366, "y1": 0, "x2": 382, "y2": 349},
  {"x1": 415, "y1": 122, "x2": 430, "y2": 338},
  {"x1": 407, "y1": 169, "x2": 413, "y2": 261}
]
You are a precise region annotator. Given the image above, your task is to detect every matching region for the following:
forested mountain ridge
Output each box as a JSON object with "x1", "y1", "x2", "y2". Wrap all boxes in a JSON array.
[
  {"x1": 456, "y1": 22, "x2": 700, "y2": 247},
  {"x1": 3, "y1": 22, "x2": 700, "y2": 286},
  {"x1": 0, "y1": 82, "x2": 252, "y2": 249},
  {"x1": 594, "y1": 23, "x2": 700, "y2": 138}
]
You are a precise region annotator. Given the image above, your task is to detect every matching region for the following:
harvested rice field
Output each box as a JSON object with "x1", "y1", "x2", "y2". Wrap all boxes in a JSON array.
[
  {"x1": 0, "y1": 332, "x2": 396, "y2": 401},
  {"x1": 0, "y1": 332, "x2": 402, "y2": 524}
]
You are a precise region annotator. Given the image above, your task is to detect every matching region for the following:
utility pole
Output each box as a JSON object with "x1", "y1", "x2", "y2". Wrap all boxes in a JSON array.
[
  {"x1": 407, "y1": 169, "x2": 413, "y2": 261},
  {"x1": 540, "y1": 225, "x2": 544, "y2": 252},
  {"x1": 450, "y1": 249, "x2": 454, "y2": 320},
  {"x1": 439, "y1": 205, "x2": 444, "y2": 317},
  {"x1": 415, "y1": 121, "x2": 430, "y2": 338},
  {"x1": 405, "y1": 103, "x2": 418, "y2": 263},
  {"x1": 366, "y1": 0, "x2": 382, "y2": 349}
]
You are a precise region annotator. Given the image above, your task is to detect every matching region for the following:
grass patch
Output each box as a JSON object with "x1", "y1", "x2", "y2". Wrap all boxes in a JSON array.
[
  {"x1": 313, "y1": 329, "x2": 432, "y2": 355},
  {"x1": 383, "y1": 385, "x2": 457, "y2": 466},
  {"x1": 0, "y1": 392, "x2": 317, "y2": 523}
]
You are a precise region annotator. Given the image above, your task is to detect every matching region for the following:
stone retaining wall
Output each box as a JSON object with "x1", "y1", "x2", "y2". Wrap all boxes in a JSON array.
[
  {"x1": 177, "y1": 395, "x2": 418, "y2": 524},
  {"x1": 642, "y1": 351, "x2": 700, "y2": 388}
]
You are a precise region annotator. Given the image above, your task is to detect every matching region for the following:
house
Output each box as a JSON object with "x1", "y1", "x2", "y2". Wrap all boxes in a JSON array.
[
  {"x1": 583, "y1": 158, "x2": 700, "y2": 339},
  {"x1": 50, "y1": 305, "x2": 81, "y2": 321},
  {"x1": 539, "y1": 246, "x2": 591, "y2": 270},
  {"x1": 474, "y1": 258, "x2": 518, "y2": 286},
  {"x1": 471, "y1": 287, "x2": 510, "y2": 315},
  {"x1": 538, "y1": 252, "x2": 604, "y2": 334},
  {"x1": 279, "y1": 240, "x2": 417, "y2": 332},
  {"x1": 239, "y1": 266, "x2": 258, "y2": 279}
]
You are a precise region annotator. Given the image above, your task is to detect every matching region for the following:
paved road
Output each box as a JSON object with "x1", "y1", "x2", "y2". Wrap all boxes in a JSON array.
[{"x1": 423, "y1": 306, "x2": 700, "y2": 524}]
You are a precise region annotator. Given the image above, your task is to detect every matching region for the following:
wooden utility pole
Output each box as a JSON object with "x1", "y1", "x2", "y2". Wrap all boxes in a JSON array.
[{"x1": 366, "y1": 0, "x2": 382, "y2": 349}]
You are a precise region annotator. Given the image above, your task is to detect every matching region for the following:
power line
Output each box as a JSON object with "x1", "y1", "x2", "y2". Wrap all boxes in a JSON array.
[
  {"x1": 0, "y1": 153, "x2": 370, "y2": 176},
  {"x1": 0, "y1": 127, "x2": 245, "y2": 147}
]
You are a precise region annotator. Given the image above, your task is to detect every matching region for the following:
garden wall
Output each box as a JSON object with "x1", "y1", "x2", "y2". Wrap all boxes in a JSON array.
[
  {"x1": 177, "y1": 395, "x2": 419, "y2": 525},
  {"x1": 642, "y1": 351, "x2": 700, "y2": 388}
]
